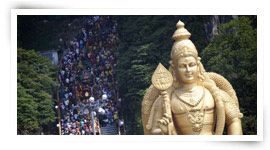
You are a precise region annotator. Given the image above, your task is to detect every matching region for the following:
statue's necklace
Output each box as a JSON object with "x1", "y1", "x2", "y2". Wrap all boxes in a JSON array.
[
  {"x1": 176, "y1": 87, "x2": 206, "y2": 133},
  {"x1": 177, "y1": 87, "x2": 205, "y2": 107}
]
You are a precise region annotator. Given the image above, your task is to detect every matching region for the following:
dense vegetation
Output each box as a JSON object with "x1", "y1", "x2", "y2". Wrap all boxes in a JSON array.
[
  {"x1": 116, "y1": 16, "x2": 257, "y2": 135},
  {"x1": 17, "y1": 48, "x2": 58, "y2": 134},
  {"x1": 201, "y1": 17, "x2": 257, "y2": 135}
]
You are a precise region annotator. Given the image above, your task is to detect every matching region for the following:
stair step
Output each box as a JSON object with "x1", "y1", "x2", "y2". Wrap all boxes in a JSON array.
[{"x1": 100, "y1": 123, "x2": 118, "y2": 135}]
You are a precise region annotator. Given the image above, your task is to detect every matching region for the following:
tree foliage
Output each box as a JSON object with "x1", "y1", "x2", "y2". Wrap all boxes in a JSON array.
[
  {"x1": 17, "y1": 47, "x2": 58, "y2": 134},
  {"x1": 201, "y1": 16, "x2": 257, "y2": 135}
]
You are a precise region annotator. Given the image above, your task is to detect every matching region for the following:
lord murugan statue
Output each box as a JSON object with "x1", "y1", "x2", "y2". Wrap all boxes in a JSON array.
[{"x1": 142, "y1": 20, "x2": 243, "y2": 135}]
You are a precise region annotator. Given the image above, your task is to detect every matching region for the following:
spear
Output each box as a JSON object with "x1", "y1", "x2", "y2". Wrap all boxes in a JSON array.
[{"x1": 152, "y1": 63, "x2": 173, "y2": 135}]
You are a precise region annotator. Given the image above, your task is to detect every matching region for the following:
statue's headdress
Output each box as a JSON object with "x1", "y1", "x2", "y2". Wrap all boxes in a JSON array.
[
  {"x1": 169, "y1": 20, "x2": 205, "y2": 84},
  {"x1": 170, "y1": 20, "x2": 198, "y2": 63}
]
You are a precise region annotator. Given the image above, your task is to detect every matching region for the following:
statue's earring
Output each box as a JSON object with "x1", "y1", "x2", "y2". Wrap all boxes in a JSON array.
[
  {"x1": 173, "y1": 71, "x2": 177, "y2": 82},
  {"x1": 169, "y1": 60, "x2": 174, "y2": 67}
]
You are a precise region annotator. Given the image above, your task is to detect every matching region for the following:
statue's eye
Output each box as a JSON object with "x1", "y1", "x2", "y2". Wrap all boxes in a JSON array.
[
  {"x1": 179, "y1": 64, "x2": 185, "y2": 68},
  {"x1": 189, "y1": 63, "x2": 196, "y2": 67}
]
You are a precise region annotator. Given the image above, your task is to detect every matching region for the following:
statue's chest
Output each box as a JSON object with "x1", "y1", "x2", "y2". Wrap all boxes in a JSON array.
[{"x1": 171, "y1": 89, "x2": 215, "y2": 115}]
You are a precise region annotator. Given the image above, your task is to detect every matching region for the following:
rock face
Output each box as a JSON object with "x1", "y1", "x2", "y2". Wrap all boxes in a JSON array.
[
  {"x1": 204, "y1": 15, "x2": 237, "y2": 45},
  {"x1": 37, "y1": 50, "x2": 59, "y2": 66}
]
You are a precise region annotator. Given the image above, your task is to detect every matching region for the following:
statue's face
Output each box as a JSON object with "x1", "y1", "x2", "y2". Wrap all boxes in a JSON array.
[{"x1": 175, "y1": 56, "x2": 198, "y2": 84}]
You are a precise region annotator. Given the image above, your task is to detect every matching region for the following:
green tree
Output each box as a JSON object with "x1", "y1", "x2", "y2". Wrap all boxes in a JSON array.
[
  {"x1": 17, "y1": 83, "x2": 39, "y2": 134},
  {"x1": 201, "y1": 16, "x2": 257, "y2": 135},
  {"x1": 17, "y1": 47, "x2": 58, "y2": 134}
]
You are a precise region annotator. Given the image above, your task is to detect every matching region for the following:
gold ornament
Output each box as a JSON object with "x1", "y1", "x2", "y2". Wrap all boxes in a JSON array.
[{"x1": 177, "y1": 87, "x2": 206, "y2": 133}]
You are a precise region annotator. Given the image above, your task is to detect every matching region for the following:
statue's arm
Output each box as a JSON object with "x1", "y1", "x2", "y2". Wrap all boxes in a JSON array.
[
  {"x1": 227, "y1": 117, "x2": 242, "y2": 135},
  {"x1": 223, "y1": 93, "x2": 243, "y2": 135}
]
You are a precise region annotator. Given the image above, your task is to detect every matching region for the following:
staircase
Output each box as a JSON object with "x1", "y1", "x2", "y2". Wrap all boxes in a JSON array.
[{"x1": 100, "y1": 122, "x2": 118, "y2": 135}]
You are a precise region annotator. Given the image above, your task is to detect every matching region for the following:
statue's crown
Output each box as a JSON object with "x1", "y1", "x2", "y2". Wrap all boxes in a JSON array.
[
  {"x1": 172, "y1": 20, "x2": 191, "y2": 41},
  {"x1": 171, "y1": 20, "x2": 198, "y2": 61}
]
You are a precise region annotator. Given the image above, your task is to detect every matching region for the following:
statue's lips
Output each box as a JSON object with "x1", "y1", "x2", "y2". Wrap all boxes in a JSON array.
[{"x1": 185, "y1": 74, "x2": 193, "y2": 77}]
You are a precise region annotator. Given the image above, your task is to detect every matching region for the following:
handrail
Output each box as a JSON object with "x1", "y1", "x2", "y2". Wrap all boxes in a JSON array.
[{"x1": 56, "y1": 77, "x2": 62, "y2": 135}]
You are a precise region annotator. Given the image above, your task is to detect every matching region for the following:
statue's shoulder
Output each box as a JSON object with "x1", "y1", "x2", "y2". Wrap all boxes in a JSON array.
[
  {"x1": 204, "y1": 86, "x2": 212, "y2": 95},
  {"x1": 170, "y1": 90, "x2": 177, "y2": 100},
  {"x1": 204, "y1": 72, "x2": 239, "y2": 107}
]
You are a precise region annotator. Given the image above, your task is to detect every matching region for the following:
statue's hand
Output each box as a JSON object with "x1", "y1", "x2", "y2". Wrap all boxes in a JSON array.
[
  {"x1": 158, "y1": 113, "x2": 171, "y2": 134},
  {"x1": 151, "y1": 128, "x2": 162, "y2": 135}
]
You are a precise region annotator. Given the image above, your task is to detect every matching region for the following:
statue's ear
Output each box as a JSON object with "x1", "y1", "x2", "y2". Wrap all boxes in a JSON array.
[
  {"x1": 169, "y1": 60, "x2": 174, "y2": 68},
  {"x1": 168, "y1": 62, "x2": 177, "y2": 83}
]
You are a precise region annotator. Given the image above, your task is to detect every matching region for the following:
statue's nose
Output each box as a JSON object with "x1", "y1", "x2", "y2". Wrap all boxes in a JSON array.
[{"x1": 186, "y1": 66, "x2": 190, "y2": 72}]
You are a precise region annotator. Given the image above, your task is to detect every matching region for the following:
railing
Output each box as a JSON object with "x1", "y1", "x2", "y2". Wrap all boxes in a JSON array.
[{"x1": 56, "y1": 77, "x2": 62, "y2": 135}]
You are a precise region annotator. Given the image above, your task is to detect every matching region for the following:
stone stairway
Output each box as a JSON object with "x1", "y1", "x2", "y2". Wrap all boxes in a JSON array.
[{"x1": 100, "y1": 122, "x2": 118, "y2": 135}]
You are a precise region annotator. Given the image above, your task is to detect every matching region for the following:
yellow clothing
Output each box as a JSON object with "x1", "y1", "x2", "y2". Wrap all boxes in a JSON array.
[
  {"x1": 109, "y1": 70, "x2": 113, "y2": 76},
  {"x1": 114, "y1": 114, "x2": 118, "y2": 120}
]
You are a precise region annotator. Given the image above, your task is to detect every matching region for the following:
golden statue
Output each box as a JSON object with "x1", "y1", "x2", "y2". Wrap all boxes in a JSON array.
[{"x1": 142, "y1": 20, "x2": 243, "y2": 135}]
